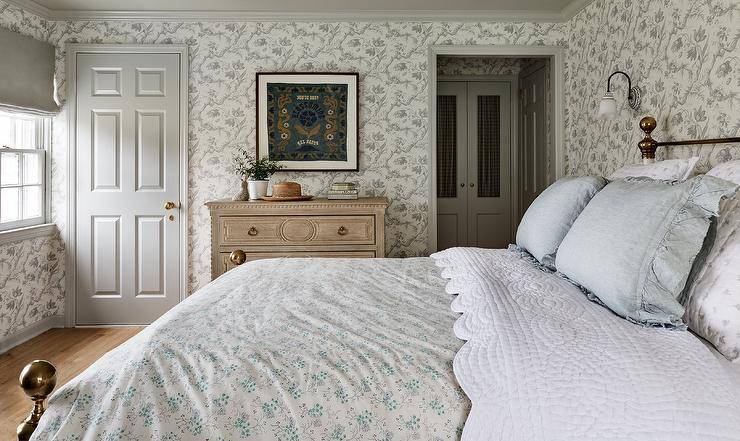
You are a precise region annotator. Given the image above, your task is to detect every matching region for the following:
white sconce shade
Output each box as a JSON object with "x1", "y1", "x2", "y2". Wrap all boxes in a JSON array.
[{"x1": 597, "y1": 92, "x2": 618, "y2": 119}]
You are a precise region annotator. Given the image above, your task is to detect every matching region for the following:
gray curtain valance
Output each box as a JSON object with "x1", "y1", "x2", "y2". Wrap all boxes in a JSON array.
[{"x1": 0, "y1": 27, "x2": 58, "y2": 115}]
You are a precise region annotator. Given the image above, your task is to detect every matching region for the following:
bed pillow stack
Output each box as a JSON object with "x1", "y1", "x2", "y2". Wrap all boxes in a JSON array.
[
  {"x1": 515, "y1": 176, "x2": 606, "y2": 269},
  {"x1": 682, "y1": 160, "x2": 740, "y2": 361},
  {"x1": 555, "y1": 175, "x2": 737, "y2": 327}
]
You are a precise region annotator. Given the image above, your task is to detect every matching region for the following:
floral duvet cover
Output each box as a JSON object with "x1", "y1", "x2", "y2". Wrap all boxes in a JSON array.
[{"x1": 34, "y1": 257, "x2": 469, "y2": 440}]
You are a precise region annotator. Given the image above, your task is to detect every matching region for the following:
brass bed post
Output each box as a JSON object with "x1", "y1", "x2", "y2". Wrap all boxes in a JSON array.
[
  {"x1": 17, "y1": 360, "x2": 57, "y2": 441},
  {"x1": 638, "y1": 115, "x2": 740, "y2": 162}
]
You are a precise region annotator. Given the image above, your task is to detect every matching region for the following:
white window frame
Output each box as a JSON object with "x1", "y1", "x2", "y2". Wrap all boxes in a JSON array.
[{"x1": 0, "y1": 112, "x2": 51, "y2": 232}]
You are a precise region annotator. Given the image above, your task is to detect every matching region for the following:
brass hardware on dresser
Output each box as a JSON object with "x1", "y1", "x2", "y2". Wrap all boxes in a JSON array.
[
  {"x1": 229, "y1": 249, "x2": 247, "y2": 266},
  {"x1": 206, "y1": 197, "x2": 388, "y2": 279}
]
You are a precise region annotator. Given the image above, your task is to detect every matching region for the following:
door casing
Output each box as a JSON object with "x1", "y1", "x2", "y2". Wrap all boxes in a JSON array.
[
  {"x1": 65, "y1": 44, "x2": 189, "y2": 327},
  {"x1": 428, "y1": 45, "x2": 566, "y2": 254}
]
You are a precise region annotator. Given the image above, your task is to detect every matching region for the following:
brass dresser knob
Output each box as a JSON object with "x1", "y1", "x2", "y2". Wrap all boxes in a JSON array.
[
  {"x1": 337, "y1": 226, "x2": 348, "y2": 236},
  {"x1": 229, "y1": 249, "x2": 247, "y2": 266},
  {"x1": 247, "y1": 226, "x2": 258, "y2": 236}
]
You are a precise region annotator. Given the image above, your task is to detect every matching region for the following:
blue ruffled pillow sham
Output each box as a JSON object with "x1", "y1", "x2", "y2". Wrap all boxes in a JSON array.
[{"x1": 555, "y1": 175, "x2": 737, "y2": 327}]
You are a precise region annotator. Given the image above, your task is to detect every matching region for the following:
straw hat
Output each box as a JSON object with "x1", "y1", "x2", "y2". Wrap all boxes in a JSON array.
[{"x1": 271, "y1": 181, "x2": 302, "y2": 198}]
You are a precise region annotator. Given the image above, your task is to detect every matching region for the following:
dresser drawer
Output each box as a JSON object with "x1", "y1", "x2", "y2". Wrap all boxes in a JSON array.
[
  {"x1": 207, "y1": 197, "x2": 388, "y2": 280},
  {"x1": 220, "y1": 250, "x2": 376, "y2": 273},
  {"x1": 219, "y1": 215, "x2": 375, "y2": 246}
]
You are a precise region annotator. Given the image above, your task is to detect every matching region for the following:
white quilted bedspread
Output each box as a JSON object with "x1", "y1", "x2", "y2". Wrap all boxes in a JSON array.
[{"x1": 432, "y1": 247, "x2": 740, "y2": 441}]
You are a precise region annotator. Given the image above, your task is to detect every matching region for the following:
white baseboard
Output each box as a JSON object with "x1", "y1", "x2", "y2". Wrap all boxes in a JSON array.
[{"x1": 0, "y1": 315, "x2": 66, "y2": 354}]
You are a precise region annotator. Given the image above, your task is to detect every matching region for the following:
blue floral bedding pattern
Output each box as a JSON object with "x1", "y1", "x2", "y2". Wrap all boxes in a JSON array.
[{"x1": 34, "y1": 258, "x2": 469, "y2": 440}]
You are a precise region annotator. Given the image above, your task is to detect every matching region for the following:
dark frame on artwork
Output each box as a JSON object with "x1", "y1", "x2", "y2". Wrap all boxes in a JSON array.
[{"x1": 256, "y1": 72, "x2": 360, "y2": 172}]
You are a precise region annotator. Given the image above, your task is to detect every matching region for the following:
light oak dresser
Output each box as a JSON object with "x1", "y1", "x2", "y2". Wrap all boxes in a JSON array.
[{"x1": 206, "y1": 197, "x2": 388, "y2": 279}]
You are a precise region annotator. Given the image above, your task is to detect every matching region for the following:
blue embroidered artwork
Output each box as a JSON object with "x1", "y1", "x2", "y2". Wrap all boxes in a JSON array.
[{"x1": 266, "y1": 83, "x2": 348, "y2": 161}]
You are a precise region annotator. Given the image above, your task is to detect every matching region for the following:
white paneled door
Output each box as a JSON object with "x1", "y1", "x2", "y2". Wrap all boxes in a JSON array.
[{"x1": 75, "y1": 52, "x2": 182, "y2": 325}]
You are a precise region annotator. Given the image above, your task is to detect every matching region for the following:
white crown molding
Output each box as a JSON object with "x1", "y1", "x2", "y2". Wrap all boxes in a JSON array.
[
  {"x1": 561, "y1": 0, "x2": 597, "y2": 20},
  {"x1": 4, "y1": 0, "x2": 54, "y2": 18},
  {"x1": 5, "y1": 0, "x2": 596, "y2": 22}
]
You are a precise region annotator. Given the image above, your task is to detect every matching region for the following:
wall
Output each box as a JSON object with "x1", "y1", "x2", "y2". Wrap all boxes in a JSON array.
[
  {"x1": 0, "y1": 0, "x2": 568, "y2": 295},
  {"x1": 437, "y1": 56, "x2": 529, "y2": 76},
  {"x1": 0, "y1": 233, "x2": 65, "y2": 342},
  {"x1": 566, "y1": 0, "x2": 740, "y2": 176}
]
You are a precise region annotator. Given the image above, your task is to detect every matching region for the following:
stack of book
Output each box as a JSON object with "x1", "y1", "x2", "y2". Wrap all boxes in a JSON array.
[{"x1": 328, "y1": 182, "x2": 358, "y2": 200}]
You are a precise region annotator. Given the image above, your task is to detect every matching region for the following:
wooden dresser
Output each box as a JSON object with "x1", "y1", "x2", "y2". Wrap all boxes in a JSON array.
[{"x1": 206, "y1": 197, "x2": 388, "y2": 279}]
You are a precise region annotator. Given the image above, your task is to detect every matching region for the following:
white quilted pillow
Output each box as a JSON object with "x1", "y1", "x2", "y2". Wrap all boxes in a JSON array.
[
  {"x1": 609, "y1": 157, "x2": 699, "y2": 181},
  {"x1": 682, "y1": 191, "x2": 740, "y2": 361},
  {"x1": 707, "y1": 159, "x2": 740, "y2": 184}
]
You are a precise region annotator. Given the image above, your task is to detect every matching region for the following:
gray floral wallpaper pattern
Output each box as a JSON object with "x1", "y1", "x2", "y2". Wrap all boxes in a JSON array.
[
  {"x1": 437, "y1": 56, "x2": 532, "y2": 76},
  {"x1": 0, "y1": 0, "x2": 568, "y2": 295},
  {"x1": 0, "y1": 0, "x2": 738, "y2": 338},
  {"x1": 566, "y1": 0, "x2": 740, "y2": 176},
  {"x1": 0, "y1": 232, "x2": 65, "y2": 339}
]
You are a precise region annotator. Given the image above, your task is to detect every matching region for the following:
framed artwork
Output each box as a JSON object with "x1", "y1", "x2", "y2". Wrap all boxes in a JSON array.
[{"x1": 257, "y1": 72, "x2": 359, "y2": 171}]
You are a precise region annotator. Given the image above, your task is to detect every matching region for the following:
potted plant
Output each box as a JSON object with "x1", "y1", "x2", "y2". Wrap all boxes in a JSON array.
[{"x1": 233, "y1": 147, "x2": 283, "y2": 200}]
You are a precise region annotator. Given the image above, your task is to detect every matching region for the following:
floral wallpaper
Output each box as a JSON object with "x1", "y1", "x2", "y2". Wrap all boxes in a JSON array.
[
  {"x1": 0, "y1": 0, "x2": 568, "y2": 294},
  {"x1": 0, "y1": 0, "x2": 738, "y2": 338},
  {"x1": 566, "y1": 0, "x2": 740, "y2": 176},
  {"x1": 437, "y1": 56, "x2": 531, "y2": 76},
  {"x1": 0, "y1": 232, "x2": 65, "y2": 339}
]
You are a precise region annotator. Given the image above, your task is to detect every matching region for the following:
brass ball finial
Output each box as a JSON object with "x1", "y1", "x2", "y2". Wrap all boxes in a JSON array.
[
  {"x1": 638, "y1": 116, "x2": 658, "y2": 161},
  {"x1": 17, "y1": 360, "x2": 56, "y2": 441},
  {"x1": 639, "y1": 116, "x2": 657, "y2": 134},
  {"x1": 19, "y1": 360, "x2": 57, "y2": 399}
]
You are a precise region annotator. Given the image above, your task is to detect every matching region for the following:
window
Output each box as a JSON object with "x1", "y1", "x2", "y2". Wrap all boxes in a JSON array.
[{"x1": 0, "y1": 111, "x2": 49, "y2": 231}]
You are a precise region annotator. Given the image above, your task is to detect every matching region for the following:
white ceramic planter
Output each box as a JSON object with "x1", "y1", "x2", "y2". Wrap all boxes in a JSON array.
[{"x1": 247, "y1": 180, "x2": 269, "y2": 200}]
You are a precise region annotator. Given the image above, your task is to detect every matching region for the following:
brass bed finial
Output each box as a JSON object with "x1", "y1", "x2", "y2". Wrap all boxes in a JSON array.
[
  {"x1": 17, "y1": 360, "x2": 56, "y2": 441},
  {"x1": 638, "y1": 115, "x2": 740, "y2": 163}
]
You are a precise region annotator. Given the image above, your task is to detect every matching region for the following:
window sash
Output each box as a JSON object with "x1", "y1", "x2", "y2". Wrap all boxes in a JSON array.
[{"x1": 0, "y1": 113, "x2": 48, "y2": 231}]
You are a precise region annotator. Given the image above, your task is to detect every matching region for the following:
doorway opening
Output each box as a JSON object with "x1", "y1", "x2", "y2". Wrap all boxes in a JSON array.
[{"x1": 428, "y1": 46, "x2": 564, "y2": 253}]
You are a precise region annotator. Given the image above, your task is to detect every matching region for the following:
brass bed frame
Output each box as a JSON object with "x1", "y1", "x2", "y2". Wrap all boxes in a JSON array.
[
  {"x1": 14, "y1": 115, "x2": 740, "y2": 440},
  {"x1": 637, "y1": 116, "x2": 740, "y2": 161}
]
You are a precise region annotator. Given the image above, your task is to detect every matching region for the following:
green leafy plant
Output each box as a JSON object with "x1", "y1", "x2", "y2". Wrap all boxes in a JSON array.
[{"x1": 233, "y1": 147, "x2": 283, "y2": 181}]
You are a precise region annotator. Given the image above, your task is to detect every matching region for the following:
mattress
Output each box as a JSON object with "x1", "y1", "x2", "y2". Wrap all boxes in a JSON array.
[{"x1": 33, "y1": 257, "x2": 469, "y2": 440}]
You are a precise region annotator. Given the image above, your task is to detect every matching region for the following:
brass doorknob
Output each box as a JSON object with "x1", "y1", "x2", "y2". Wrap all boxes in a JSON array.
[
  {"x1": 337, "y1": 226, "x2": 348, "y2": 236},
  {"x1": 229, "y1": 249, "x2": 246, "y2": 265},
  {"x1": 164, "y1": 201, "x2": 177, "y2": 210}
]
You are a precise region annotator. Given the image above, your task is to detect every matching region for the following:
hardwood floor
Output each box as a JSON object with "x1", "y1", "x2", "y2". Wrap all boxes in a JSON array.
[{"x1": 0, "y1": 327, "x2": 142, "y2": 440}]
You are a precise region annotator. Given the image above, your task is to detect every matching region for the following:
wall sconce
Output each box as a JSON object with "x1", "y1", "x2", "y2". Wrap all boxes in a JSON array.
[{"x1": 597, "y1": 71, "x2": 641, "y2": 119}]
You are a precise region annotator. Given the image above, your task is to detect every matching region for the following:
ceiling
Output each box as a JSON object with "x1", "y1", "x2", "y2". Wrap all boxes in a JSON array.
[{"x1": 6, "y1": 0, "x2": 595, "y2": 21}]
